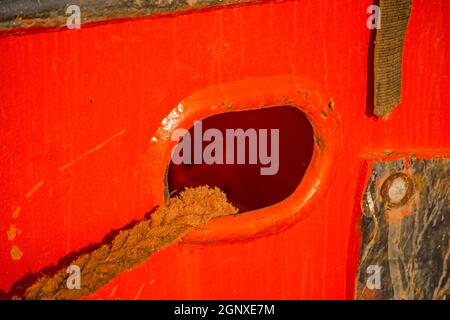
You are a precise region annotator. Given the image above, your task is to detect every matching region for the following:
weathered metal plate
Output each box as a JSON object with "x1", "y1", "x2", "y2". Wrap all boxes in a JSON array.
[
  {"x1": 357, "y1": 157, "x2": 449, "y2": 300},
  {"x1": 0, "y1": 0, "x2": 265, "y2": 31}
]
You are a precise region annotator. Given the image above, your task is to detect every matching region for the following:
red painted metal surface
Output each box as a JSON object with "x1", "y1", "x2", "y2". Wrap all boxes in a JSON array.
[{"x1": 0, "y1": 0, "x2": 448, "y2": 299}]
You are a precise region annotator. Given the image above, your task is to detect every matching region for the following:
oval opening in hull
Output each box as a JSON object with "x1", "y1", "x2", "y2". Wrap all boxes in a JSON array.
[{"x1": 167, "y1": 105, "x2": 314, "y2": 213}]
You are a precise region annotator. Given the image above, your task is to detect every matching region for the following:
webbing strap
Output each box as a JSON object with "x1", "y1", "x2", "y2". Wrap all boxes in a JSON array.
[{"x1": 374, "y1": 0, "x2": 412, "y2": 117}]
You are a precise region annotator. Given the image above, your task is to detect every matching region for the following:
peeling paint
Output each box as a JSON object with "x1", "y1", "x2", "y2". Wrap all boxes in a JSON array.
[
  {"x1": 7, "y1": 224, "x2": 21, "y2": 241},
  {"x1": 10, "y1": 246, "x2": 23, "y2": 261}
]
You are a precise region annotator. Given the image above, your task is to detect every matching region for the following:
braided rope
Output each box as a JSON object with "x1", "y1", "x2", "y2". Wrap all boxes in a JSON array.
[{"x1": 23, "y1": 186, "x2": 238, "y2": 300}]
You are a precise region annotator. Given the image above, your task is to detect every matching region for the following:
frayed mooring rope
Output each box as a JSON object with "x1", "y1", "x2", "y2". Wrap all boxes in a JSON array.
[{"x1": 23, "y1": 186, "x2": 238, "y2": 300}]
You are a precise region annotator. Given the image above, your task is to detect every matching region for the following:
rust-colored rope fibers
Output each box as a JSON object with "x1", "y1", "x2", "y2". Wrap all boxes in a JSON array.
[
  {"x1": 23, "y1": 186, "x2": 238, "y2": 300},
  {"x1": 374, "y1": 0, "x2": 412, "y2": 116}
]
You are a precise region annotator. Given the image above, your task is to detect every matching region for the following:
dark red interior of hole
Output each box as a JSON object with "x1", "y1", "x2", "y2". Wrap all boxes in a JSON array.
[{"x1": 167, "y1": 106, "x2": 314, "y2": 213}]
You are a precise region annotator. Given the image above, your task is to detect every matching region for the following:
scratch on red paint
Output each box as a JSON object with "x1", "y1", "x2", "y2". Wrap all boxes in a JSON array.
[
  {"x1": 11, "y1": 206, "x2": 21, "y2": 219},
  {"x1": 25, "y1": 180, "x2": 45, "y2": 199},
  {"x1": 108, "y1": 284, "x2": 119, "y2": 298},
  {"x1": 134, "y1": 283, "x2": 145, "y2": 300},
  {"x1": 58, "y1": 129, "x2": 126, "y2": 172}
]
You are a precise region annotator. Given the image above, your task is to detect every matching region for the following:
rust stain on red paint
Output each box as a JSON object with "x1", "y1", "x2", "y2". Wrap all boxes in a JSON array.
[
  {"x1": 7, "y1": 225, "x2": 21, "y2": 241},
  {"x1": 10, "y1": 246, "x2": 23, "y2": 261}
]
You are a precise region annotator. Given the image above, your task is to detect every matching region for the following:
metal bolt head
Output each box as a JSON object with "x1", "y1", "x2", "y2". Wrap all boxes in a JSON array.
[{"x1": 380, "y1": 172, "x2": 414, "y2": 208}]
